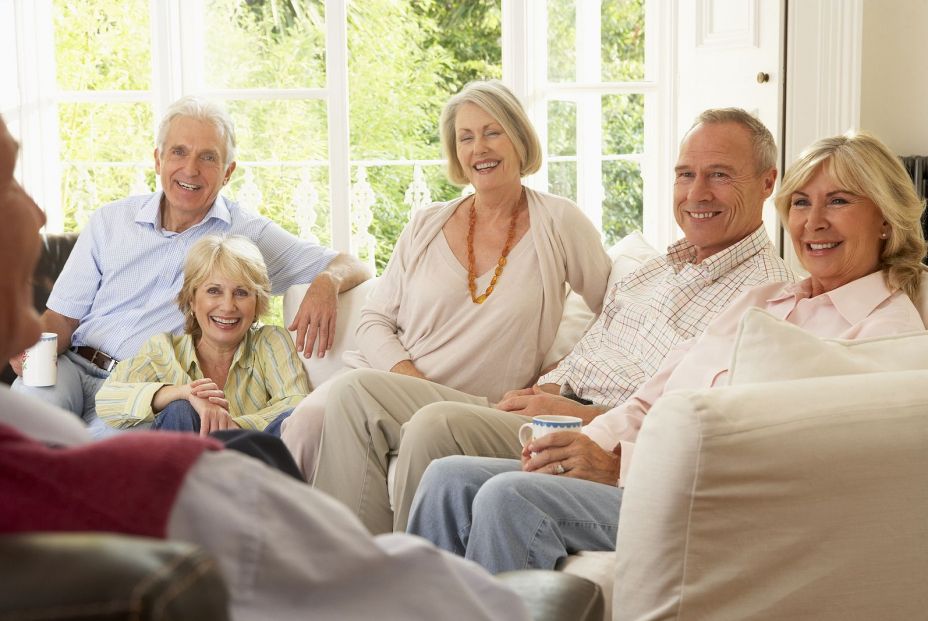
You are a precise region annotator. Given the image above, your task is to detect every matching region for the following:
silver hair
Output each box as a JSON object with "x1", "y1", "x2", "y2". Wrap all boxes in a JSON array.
[{"x1": 156, "y1": 96, "x2": 237, "y2": 166}]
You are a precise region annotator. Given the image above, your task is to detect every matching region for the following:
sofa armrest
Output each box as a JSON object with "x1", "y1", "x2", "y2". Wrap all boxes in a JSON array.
[
  {"x1": 0, "y1": 532, "x2": 229, "y2": 621},
  {"x1": 497, "y1": 570, "x2": 604, "y2": 621},
  {"x1": 283, "y1": 278, "x2": 377, "y2": 389}
]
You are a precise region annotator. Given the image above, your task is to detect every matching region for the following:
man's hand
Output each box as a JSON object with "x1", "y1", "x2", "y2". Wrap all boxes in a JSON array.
[
  {"x1": 499, "y1": 383, "x2": 559, "y2": 402},
  {"x1": 496, "y1": 385, "x2": 604, "y2": 425},
  {"x1": 187, "y1": 378, "x2": 238, "y2": 436},
  {"x1": 288, "y1": 273, "x2": 338, "y2": 359},
  {"x1": 287, "y1": 253, "x2": 371, "y2": 359},
  {"x1": 522, "y1": 431, "x2": 620, "y2": 486},
  {"x1": 8, "y1": 353, "x2": 24, "y2": 376}
]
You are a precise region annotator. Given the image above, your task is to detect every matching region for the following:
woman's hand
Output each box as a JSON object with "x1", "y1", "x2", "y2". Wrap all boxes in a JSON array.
[
  {"x1": 390, "y1": 359, "x2": 427, "y2": 380},
  {"x1": 522, "y1": 431, "x2": 620, "y2": 486},
  {"x1": 186, "y1": 378, "x2": 238, "y2": 436}
]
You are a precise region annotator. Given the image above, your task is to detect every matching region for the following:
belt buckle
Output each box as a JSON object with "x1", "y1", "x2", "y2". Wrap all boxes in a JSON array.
[{"x1": 90, "y1": 349, "x2": 117, "y2": 372}]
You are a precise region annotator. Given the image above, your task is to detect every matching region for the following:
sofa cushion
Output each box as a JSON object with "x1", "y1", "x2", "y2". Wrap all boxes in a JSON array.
[
  {"x1": 728, "y1": 307, "x2": 928, "y2": 385},
  {"x1": 614, "y1": 370, "x2": 928, "y2": 620},
  {"x1": 282, "y1": 278, "x2": 376, "y2": 389}
]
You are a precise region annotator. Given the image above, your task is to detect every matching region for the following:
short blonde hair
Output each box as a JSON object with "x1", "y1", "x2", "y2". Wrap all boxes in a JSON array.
[
  {"x1": 774, "y1": 130, "x2": 926, "y2": 301},
  {"x1": 177, "y1": 235, "x2": 271, "y2": 338},
  {"x1": 440, "y1": 80, "x2": 542, "y2": 186}
]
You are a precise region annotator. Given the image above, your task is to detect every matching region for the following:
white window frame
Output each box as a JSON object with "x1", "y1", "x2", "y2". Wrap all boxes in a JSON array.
[
  {"x1": 6, "y1": 0, "x2": 673, "y2": 251},
  {"x1": 504, "y1": 0, "x2": 677, "y2": 250}
]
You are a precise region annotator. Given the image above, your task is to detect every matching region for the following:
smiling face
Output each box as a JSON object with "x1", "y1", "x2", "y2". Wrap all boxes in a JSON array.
[
  {"x1": 191, "y1": 272, "x2": 257, "y2": 351},
  {"x1": 673, "y1": 122, "x2": 776, "y2": 262},
  {"x1": 454, "y1": 102, "x2": 522, "y2": 193},
  {"x1": 154, "y1": 116, "x2": 236, "y2": 229},
  {"x1": 0, "y1": 118, "x2": 46, "y2": 360},
  {"x1": 788, "y1": 165, "x2": 888, "y2": 294}
]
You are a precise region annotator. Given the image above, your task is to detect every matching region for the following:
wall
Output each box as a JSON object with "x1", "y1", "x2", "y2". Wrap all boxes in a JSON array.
[{"x1": 860, "y1": 0, "x2": 928, "y2": 155}]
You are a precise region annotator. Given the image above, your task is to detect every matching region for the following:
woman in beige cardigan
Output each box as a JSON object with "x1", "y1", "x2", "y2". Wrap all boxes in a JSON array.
[{"x1": 281, "y1": 81, "x2": 611, "y2": 532}]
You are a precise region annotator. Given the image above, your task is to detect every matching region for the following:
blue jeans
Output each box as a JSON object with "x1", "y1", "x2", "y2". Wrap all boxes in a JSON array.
[
  {"x1": 12, "y1": 350, "x2": 120, "y2": 439},
  {"x1": 153, "y1": 400, "x2": 293, "y2": 437},
  {"x1": 407, "y1": 455, "x2": 622, "y2": 574}
]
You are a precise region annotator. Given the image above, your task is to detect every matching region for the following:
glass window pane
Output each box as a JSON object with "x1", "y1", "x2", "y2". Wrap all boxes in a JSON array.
[
  {"x1": 602, "y1": 0, "x2": 646, "y2": 82},
  {"x1": 602, "y1": 160, "x2": 642, "y2": 245},
  {"x1": 547, "y1": 0, "x2": 576, "y2": 82},
  {"x1": 61, "y1": 165, "x2": 155, "y2": 231},
  {"x1": 58, "y1": 102, "x2": 154, "y2": 230},
  {"x1": 227, "y1": 165, "x2": 330, "y2": 245},
  {"x1": 226, "y1": 99, "x2": 328, "y2": 162},
  {"x1": 602, "y1": 94, "x2": 644, "y2": 155},
  {"x1": 53, "y1": 0, "x2": 151, "y2": 91},
  {"x1": 549, "y1": 160, "x2": 577, "y2": 203},
  {"x1": 58, "y1": 102, "x2": 154, "y2": 164},
  {"x1": 224, "y1": 99, "x2": 330, "y2": 245},
  {"x1": 548, "y1": 100, "x2": 577, "y2": 157},
  {"x1": 203, "y1": 0, "x2": 327, "y2": 89}
]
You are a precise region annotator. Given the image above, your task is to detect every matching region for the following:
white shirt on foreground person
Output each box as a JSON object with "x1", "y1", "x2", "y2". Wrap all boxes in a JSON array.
[{"x1": 0, "y1": 386, "x2": 529, "y2": 621}]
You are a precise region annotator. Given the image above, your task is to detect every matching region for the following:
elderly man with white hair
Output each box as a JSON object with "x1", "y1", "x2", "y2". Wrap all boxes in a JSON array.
[{"x1": 9, "y1": 97, "x2": 368, "y2": 435}]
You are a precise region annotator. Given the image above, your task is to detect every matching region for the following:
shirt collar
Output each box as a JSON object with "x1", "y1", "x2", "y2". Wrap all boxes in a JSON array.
[
  {"x1": 667, "y1": 225, "x2": 773, "y2": 280},
  {"x1": 769, "y1": 271, "x2": 894, "y2": 325},
  {"x1": 134, "y1": 191, "x2": 232, "y2": 233},
  {"x1": 178, "y1": 326, "x2": 257, "y2": 376}
]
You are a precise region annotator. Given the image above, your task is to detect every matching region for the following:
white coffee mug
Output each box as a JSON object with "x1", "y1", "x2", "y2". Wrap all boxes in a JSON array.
[
  {"x1": 22, "y1": 332, "x2": 58, "y2": 387},
  {"x1": 518, "y1": 414, "x2": 583, "y2": 448}
]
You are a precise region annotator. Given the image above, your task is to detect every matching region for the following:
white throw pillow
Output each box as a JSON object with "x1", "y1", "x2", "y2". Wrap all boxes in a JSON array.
[
  {"x1": 606, "y1": 230, "x2": 660, "y2": 293},
  {"x1": 728, "y1": 307, "x2": 928, "y2": 385}
]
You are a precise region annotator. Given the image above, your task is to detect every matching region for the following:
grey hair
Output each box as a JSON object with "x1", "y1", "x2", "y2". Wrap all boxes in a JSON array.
[
  {"x1": 156, "y1": 96, "x2": 237, "y2": 166},
  {"x1": 688, "y1": 108, "x2": 777, "y2": 173}
]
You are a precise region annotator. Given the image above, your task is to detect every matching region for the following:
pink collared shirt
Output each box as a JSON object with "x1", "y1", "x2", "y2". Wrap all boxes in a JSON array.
[{"x1": 583, "y1": 271, "x2": 926, "y2": 485}]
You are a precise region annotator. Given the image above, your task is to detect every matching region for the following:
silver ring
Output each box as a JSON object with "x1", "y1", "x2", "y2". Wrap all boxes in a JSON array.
[{"x1": 553, "y1": 463, "x2": 566, "y2": 475}]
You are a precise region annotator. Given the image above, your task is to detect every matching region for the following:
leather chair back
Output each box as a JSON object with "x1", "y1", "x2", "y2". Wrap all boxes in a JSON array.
[{"x1": 1, "y1": 232, "x2": 79, "y2": 384}]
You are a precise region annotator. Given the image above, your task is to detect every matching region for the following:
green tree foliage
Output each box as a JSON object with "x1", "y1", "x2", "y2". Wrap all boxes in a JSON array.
[
  {"x1": 53, "y1": 0, "x2": 645, "y2": 267},
  {"x1": 546, "y1": 0, "x2": 645, "y2": 246}
]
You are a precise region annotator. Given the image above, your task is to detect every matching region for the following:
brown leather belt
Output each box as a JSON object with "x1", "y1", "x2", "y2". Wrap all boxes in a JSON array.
[{"x1": 73, "y1": 346, "x2": 119, "y2": 372}]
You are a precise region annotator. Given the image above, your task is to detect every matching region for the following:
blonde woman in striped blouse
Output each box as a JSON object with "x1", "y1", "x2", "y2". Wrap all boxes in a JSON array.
[{"x1": 96, "y1": 235, "x2": 309, "y2": 436}]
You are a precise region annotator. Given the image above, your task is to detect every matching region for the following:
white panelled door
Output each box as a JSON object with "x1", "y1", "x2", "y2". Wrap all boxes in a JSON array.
[{"x1": 674, "y1": 0, "x2": 785, "y2": 249}]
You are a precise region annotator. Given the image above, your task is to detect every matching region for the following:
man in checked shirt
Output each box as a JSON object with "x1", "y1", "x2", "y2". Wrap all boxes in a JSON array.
[{"x1": 320, "y1": 107, "x2": 797, "y2": 534}]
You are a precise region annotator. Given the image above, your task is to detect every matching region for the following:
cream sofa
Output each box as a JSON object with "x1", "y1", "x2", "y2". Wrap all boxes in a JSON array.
[
  {"x1": 612, "y1": 309, "x2": 928, "y2": 620},
  {"x1": 285, "y1": 239, "x2": 928, "y2": 621}
]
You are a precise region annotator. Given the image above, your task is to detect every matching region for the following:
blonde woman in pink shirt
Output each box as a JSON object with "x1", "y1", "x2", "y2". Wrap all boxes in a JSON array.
[{"x1": 409, "y1": 129, "x2": 928, "y2": 573}]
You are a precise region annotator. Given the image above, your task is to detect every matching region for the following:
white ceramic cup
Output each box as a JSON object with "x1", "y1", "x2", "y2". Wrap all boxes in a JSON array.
[
  {"x1": 518, "y1": 414, "x2": 583, "y2": 449},
  {"x1": 22, "y1": 332, "x2": 58, "y2": 387}
]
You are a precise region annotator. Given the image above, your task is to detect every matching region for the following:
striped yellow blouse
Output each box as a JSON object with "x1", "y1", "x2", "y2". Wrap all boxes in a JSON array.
[{"x1": 96, "y1": 325, "x2": 310, "y2": 431}]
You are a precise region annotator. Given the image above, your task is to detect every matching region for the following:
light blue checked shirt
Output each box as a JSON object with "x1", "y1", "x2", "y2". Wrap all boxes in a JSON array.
[{"x1": 47, "y1": 192, "x2": 337, "y2": 360}]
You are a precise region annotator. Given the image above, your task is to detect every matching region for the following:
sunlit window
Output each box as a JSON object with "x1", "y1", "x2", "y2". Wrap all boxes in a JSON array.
[{"x1": 5, "y1": 0, "x2": 658, "y2": 275}]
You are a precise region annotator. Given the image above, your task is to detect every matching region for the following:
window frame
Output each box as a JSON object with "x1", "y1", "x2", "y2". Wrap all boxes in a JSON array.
[
  {"x1": 5, "y1": 0, "x2": 675, "y2": 253},
  {"x1": 504, "y1": 0, "x2": 676, "y2": 250}
]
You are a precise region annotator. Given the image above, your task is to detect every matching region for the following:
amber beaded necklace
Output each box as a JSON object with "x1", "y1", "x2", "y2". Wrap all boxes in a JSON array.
[{"x1": 466, "y1": 190, "x2": 523, "y2": 304}]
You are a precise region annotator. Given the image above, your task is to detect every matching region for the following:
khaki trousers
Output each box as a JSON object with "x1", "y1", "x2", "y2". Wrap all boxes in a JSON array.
[{"x1": 312, "y1": 368, "x2": 527, "y2": 534}]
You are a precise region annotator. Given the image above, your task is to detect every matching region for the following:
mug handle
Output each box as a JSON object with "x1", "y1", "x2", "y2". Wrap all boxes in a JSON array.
[{"x1": 518, "y1": 422, "x2": 534, "y2": 447}]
